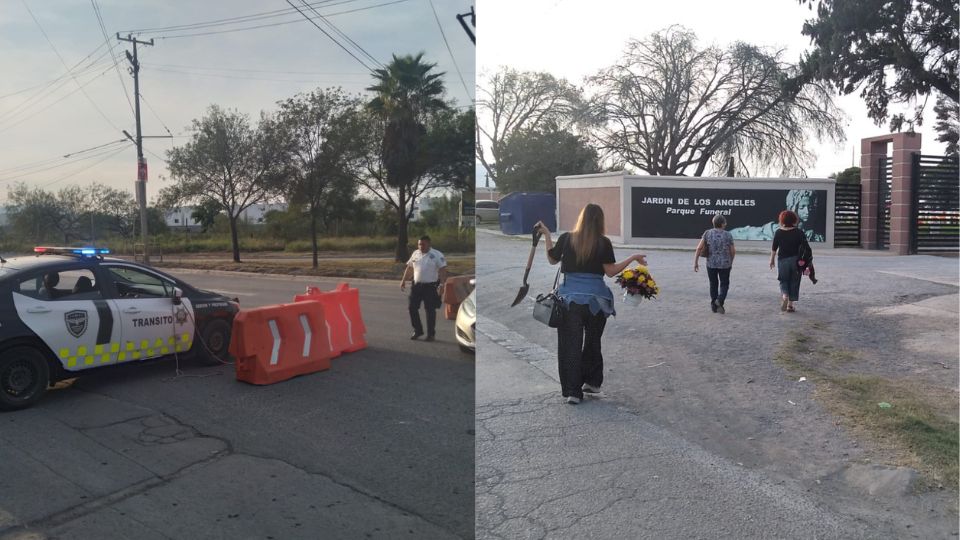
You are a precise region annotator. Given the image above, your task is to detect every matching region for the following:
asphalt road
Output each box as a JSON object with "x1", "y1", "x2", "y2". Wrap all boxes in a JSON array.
[
  {"x1": 475, "y1": 230, "x2": 958, "y2": 539},
  {"x1": 0, "y1": 271, "x2": 475, "y2": 540}
]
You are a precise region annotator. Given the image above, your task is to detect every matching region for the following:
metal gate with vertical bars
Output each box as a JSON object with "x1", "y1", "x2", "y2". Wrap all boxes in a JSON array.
[
  {"x1": 877, "y1": 157, "x2": 892, "y2": 249},
  {"x1": 911, "y1": 154, "x2": 960, "y2": 253},
  {"x1": 833, "y1": 183, "x2": 861, "y2": 247}
]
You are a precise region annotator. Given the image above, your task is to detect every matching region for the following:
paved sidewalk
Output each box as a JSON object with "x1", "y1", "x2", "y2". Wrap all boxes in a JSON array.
[{"x1": 476, "y1": 324, "x2": 883, "y2": 540}]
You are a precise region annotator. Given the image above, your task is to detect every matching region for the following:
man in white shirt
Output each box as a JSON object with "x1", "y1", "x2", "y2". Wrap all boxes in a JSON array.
[{"x1": 400, "y1": 235, "x2": 448, "y2": 341}]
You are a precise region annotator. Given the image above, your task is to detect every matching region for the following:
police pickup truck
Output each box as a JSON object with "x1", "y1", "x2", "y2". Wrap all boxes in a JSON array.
[{"x1": 0, "y1": 247, "x2": 240, "y2": 410}]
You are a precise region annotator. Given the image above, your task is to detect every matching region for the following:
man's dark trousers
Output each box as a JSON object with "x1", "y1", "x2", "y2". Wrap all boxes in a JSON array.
[{"x1": 409, "y1": 282, "x2": 441, "y2": 336}]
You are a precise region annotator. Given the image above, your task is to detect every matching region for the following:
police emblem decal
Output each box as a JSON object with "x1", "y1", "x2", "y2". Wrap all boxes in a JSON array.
[
  {"x1": 65, "y1": 310, "x2": 88, "y2": 338},
  {"x1": 175, "y1": 307, "x2": 188, "y2": 324}
]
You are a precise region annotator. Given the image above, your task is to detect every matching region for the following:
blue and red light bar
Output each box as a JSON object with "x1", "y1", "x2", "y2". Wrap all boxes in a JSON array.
[{"x1": 34, "y1": 246, "x2": 110, "y2": 256}]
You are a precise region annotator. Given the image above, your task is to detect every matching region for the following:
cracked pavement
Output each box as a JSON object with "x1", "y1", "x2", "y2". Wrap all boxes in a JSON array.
[
  {"x1": 0, "y1": 273, "x2": 474, "y2": 539},
  {"x1": 475, "y1": 230, "x2": 958, "y2": 539}
]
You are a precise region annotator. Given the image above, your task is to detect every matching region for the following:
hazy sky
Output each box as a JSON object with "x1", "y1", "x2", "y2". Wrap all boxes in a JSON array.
[
  {"x1": 0, "y1": 0, "x2": 475, "y2": 203},
  {"x1": 476, "y1": 0, "x2": 948, "y2": 185}
]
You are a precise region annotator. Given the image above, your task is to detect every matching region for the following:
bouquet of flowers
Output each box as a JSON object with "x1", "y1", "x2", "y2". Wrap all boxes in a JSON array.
[{"x1": 614, "y1": 265, "x2": 659, "y2": 304}]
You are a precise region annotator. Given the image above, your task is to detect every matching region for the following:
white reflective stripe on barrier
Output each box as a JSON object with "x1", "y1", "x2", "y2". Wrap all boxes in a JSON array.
[
  {"x1": 299, "y1": 314, "x2": 311, "y2": 357},
  {"x1": 268, "y1": 319, "x2": 281, "y2": 365},
  {"x1": 340, "y1": 304, "x2": 353, "y2": 346},
  {"x1": 325, "y1": 320, "x2": 334, "y2": 352}
]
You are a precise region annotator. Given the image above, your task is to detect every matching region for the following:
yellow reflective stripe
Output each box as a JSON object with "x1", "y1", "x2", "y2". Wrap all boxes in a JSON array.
[
  {"x1": 181, "y1": 333, "x2": 190, "y2": 342},
  {"x1": 77, "y1": 346, "x2": 87, "y2": 356},
  {"x1": 117, "y1": 352, "x2": 127, "y2": 362},
  {"x1": 94, "y1": 344, "x2": 104, "y2": 355},
  {"x1": 84, "y1": 356, "x2": 94, "y2": 365},
  {"x1": 110, "y1": 343, "x2": 120, "y2": 353},
  {"x1": 59, "y1": 348, "x2": 69, "y2": 358},
  {"x1": 132, "y1": 351, "x2": 141, "y2": 359},
  {"x1": 126, "y1": 342, "x2": 135, "y2": 351},
  {"x1": 67, "y1": 357, "x2": 77, "y2": 367},
  {"x1": 160, "y1": 347, "x2": 170, "y2": 355},
  {"x1": 140, "y1": 340, "x2": 149, "y2": 350}
]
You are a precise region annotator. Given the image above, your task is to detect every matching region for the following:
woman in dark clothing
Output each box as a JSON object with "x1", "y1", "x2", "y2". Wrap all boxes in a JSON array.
[
  {"x1": 768, "y1": 210, "x2": 809, "y2": 312},
  {"x1": 535, "y1": 204, "x2": 647, "y2": 404}
]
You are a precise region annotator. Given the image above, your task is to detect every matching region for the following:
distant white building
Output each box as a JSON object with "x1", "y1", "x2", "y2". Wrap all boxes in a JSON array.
[
  {"x1": 164, "y1": 203, "x2": 289, "y2": 230},
  {"x1": 164, "y1": 207, "x2": 202, "y2": 229},
  {"x1": 239, "y1": 203, "x2": 288, "y2": 224}
]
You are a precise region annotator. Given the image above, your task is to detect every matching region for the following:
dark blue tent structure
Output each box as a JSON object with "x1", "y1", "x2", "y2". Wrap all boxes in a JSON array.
[{"x1": 499, "y1": 192, "x2": 556, "y2": 235}]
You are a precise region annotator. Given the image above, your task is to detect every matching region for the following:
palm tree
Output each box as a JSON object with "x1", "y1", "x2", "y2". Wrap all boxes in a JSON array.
[{"x1": 367, "y1": 53, "x2": 447, "y2": 261}]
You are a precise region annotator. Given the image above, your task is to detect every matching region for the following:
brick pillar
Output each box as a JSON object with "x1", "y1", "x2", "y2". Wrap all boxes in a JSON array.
[
  {"x1": 859, "y1": 132, "x2": 922, "y2": 252},
  {"x1": 860, "y1": 138, "x2": 888, "y2": 248},
  {"x1": 889, "y1": 133, "x2": 922, "y2": 255}
]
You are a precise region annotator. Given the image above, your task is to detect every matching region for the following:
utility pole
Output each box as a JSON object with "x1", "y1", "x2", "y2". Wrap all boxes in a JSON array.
[
  {"x1": 456, "y1": 7, "x2": 475, "y2": 44},
  {"x1": 118, "y1": 33, "x2": 153, "y2": 263}
]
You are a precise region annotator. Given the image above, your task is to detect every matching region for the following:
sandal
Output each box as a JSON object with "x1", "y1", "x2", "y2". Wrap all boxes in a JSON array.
[
  {"x1": 786, "y1": 305, "x2": 796, "y2": 312},
  {"x1": 780, "y1": 297, "x2": 789, "y2": 312}
]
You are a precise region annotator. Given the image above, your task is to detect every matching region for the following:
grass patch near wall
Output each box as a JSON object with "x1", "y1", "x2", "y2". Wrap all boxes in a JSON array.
[{"x1": 775, "y1": 325, "x2": 958, "y2": 490}]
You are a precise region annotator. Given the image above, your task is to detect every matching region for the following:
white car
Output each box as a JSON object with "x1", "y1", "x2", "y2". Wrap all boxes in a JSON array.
[
  {"x1": 475, "y1": 200, "x2": 499, "y2": 225},
  {"x1": 455, "y1": 288, "x2": 475, "y2": 353}
]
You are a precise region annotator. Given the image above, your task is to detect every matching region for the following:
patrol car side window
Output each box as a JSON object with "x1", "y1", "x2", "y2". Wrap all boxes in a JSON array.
[
  {"x1": 106, "y1": 266, "x2": 173, "y2": 299},
  {"x1": 16, "y1": 269, "x2": 101, "y2": 301}
]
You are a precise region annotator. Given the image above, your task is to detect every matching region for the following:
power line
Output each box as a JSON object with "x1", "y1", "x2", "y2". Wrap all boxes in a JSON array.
[
  {"x1": 285, "y1": 0, "x2": 375, "y2": 72},
  {"x1": 142, "y1": 62, "x2": 367, "y2": 76},
  {"x1": 143, "y1": 0, "x2": 412, "y2": 41},
  {"x1": 0, "y1": 64, "x2": 115, "y2": 134},
  {"x1": 428, "y1": 0, "x2": 470, "y2": 100},
  {"x1": 138, "y1": 93, "x2": 173, "y2": 136},
  {"x1": 146, "y1": 66, "x2": 357, "y2": 84},
  {"x1": 0, "y1": 139, "x2": 126, "y2": 176},
  {"x1": 44, "y1": 145, "x2": 130, "y2": 188},
  {"x1": 0, "y1": 142, "x2": 130, "y2": 184},
  {"x1": 21, "y1": 0, "x2": 123, "y2": 133},
  {"x1": 300, "y1": 0, "x2": 383, "y2": 69},
  {"x1": 91, "y1": 0, "x2": 135, "y2": 117},
  {"x1": 120, "y1": 0, "x2": 371, "y2": 34},
  {"x1": 0, "y1": 44, "x2": 115, "y2": 126}
]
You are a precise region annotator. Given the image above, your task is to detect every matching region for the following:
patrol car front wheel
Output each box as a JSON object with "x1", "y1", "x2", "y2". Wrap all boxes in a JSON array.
[
  {"x1": 197, "y1": 319, "x2": 232, "y2": 365},
  {"x1": 0, "y1": 347, "x2": 50, "y2": 411}
]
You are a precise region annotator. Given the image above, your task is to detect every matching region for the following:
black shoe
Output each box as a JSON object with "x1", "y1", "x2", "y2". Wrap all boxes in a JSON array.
[
  {"x1": 716, "y1": 302, "x2": 725, "y2": 314},
  {"x1": 710, "y1": 300, "x2": 718, "y2": 313},
  {"x1": 425, "y1": 335, "x2": 435, "y2": 342},
  {"x1": 410, "y1": 333, "x2": 423, "y2": 340}
]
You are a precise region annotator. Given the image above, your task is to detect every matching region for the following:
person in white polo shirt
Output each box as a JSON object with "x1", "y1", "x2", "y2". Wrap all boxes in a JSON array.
[{"x1": 400, "y1": 235, "x2": 448, "y2": 341}]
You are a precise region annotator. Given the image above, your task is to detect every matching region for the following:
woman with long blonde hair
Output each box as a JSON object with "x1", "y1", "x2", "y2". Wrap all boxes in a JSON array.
[{"x1": 536, "y1": 204, "x2": 647, "y2": 404}]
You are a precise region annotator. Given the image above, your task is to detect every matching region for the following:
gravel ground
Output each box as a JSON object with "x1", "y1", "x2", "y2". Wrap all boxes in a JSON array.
[{"x1": 477, "y1": 230, "x2": 958, "y2": 538}]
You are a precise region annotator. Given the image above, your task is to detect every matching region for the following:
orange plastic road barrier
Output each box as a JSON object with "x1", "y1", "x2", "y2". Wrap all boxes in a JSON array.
[
  {"x1": 230, "y1": 300, "x2": 332, "y2": 385},
  {"x1": 442, "y1": 275, "x2": 475, "y2": 320},
  {"x1": 294, "y1": 283, "x2": 367, "y2": 357}
]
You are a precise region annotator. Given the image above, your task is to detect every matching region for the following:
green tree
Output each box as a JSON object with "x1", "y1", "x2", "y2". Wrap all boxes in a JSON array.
[
  {"x1": 189, "y1": 199, "x2": 223, "y2": 233},
  {"x1": 366, "y1": 53, "x2": 449, "y2": 261},
  {"x1": 933, "y1": 95, "x2": 959, "y2": 156},
  {"x1": 496, "y1": 126, "x2": 602, "y2": 194},
  {"x1": 275, "y1": 88, "x2": 362, "y2": 268},
  {"x1": 477, "y1": 68, "x2": 587, "y2": 185},
  {"x1": 424, "y1": 108, "x2": 475, "y2": 192},
  {"x1": 797, "y1": 0, "x2": 958, "y2": 133},
  {"x1": 590, "y1": 27, "x2": 844, "y2": 176},
  {"x1": 829, "y1": 166, "x2": 861, "y2": 184},
  {"x1": 89, "y1": 183, "x2": 136, "y2": 239},
  {"x1": 165, "y1": 105, "x2": 284, "y2": 262},
  {"x1": 6, "y1": 183, "x2": 57, "y2": 244}
]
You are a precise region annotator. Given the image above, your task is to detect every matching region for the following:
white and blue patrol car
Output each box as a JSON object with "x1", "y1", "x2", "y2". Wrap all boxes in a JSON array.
[{"x1": 0, "y1": 247, "x2": 240, "y2": 410}]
